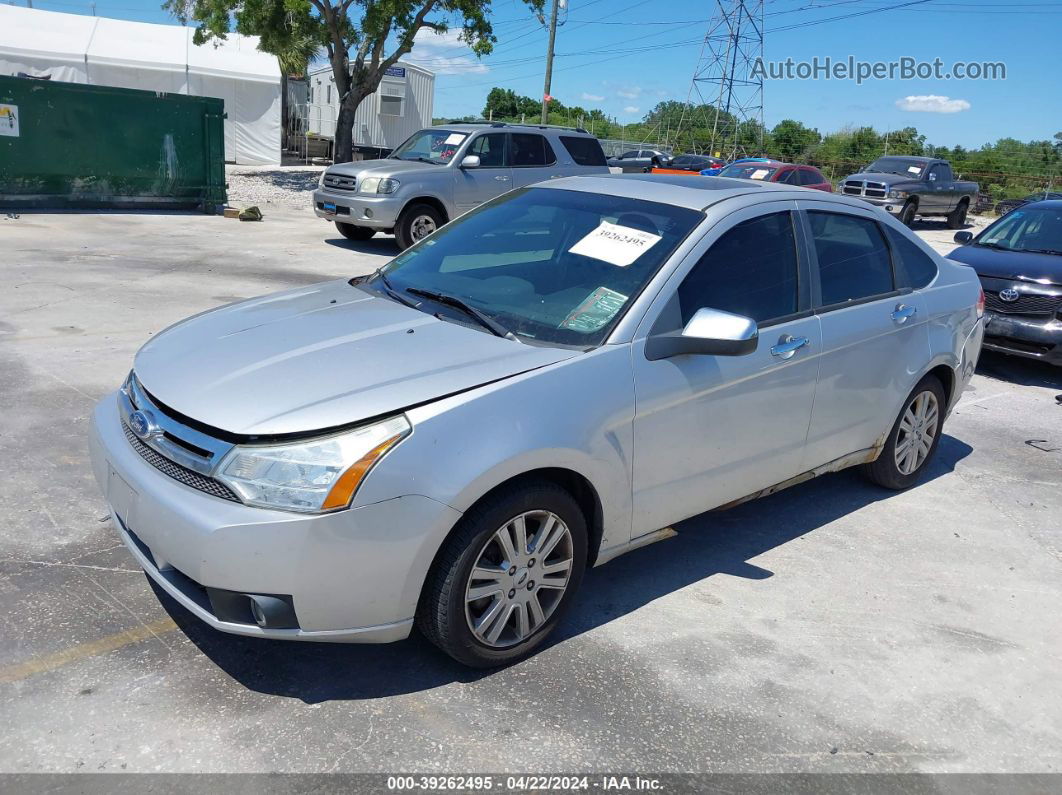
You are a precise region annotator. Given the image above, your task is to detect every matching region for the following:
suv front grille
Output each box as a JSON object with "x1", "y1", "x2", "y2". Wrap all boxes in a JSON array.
[
  {"x1": 323, "y1": 174, "x2": 357, "y2": 191},
  {"x1": 122, "y1": 420, "x2": 240, "y2": 502},
  {"x1": 984, "y1": 291, "x2": 1062, "y2": 316},
  {"x1": 842, "y1": 180, "x2": 887, "y2": 198}
]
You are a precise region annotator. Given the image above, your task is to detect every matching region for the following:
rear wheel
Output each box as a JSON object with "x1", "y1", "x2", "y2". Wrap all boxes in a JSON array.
[
  {"x1": 861, "y1": 374, "x2": 946, "y2": 490},
  {"x1": 395, "y1": 202, "x2": 443, "y2": 250},
  {"x1": 946, "y1": 200, "x2": 969, "y2": 230},
  {"x1": 335, "y1": 222, "x2": 375, "y2": 241},
  {"x1": 898, "y1": 200, "x2": 917, "y2": 227},
  {"x1": 416, "y1": 480, "x2": 587, "y2": 667}
]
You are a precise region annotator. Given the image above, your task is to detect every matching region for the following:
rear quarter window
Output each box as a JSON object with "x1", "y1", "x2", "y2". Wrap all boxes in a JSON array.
[
  {"x1": 560, "y1": 136, "x2": 608, "y2": 167},
  {"x1": 884, "y1": 225, "x2": 939, "y2": 288}
]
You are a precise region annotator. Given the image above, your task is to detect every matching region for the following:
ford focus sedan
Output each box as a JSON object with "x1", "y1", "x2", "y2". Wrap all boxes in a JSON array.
[{"x1": 89, "y1": 175, "x2": 984, "y2": 667}]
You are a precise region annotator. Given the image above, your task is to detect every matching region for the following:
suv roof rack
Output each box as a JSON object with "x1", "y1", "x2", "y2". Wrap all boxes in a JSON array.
[{"x1": 443, "y1": 120, "x2": 590, "y2": 135}]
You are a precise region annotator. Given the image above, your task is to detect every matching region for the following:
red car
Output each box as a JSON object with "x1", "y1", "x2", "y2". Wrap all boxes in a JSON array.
[{"x1": 717, "y1": 160, "x2": 833, "y2": 192}]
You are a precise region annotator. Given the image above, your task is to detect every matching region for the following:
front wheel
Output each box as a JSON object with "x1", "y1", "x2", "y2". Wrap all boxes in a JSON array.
[
  {"x1": 416, "y1": 480, "x2": 588, "y2": 667},
  {"x1": 898, "y1": 200, "x2": 917, "y2": 227},
  {"x1": 395, "y1": 202, "x2": 443, "y2": 250},
  {"x1": 946, "y1": 200, "x2": 968, "y2": 230},
  {"x1": 861, "y1": 374, "x2": 946, "y2": 490},
  {"x1": 335, "y1": 222, "x2": 376, "y2": 241}
]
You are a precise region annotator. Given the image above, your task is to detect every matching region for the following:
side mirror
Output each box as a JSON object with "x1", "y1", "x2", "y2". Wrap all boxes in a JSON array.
[
  {"x1": 460, "y1": 155, "x2": 480, "y2": 169},
  {"x1": 953, "y1": 231, "x2": 973, "y2": 244},
  {"x1": 645, "y1": 307, "x2": 758, "y2": 361}
]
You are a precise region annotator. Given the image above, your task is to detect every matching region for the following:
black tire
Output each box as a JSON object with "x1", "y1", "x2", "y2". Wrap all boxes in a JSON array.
[
  {"x1": 395, "y1": 202, "x2": 443, "y2": 250},
  {"x1": 946, "y1": 200, "x2": 969, "y2": 230},
  {"x1": 898, "y1": 200, "x2": 917, "y2": 227},
  {"x1": 861, "y1": 374, "x2": 947, "y2": 490},
  {"x1": 335, "y1": 222, "x2": 376, "y2": 241},
  {"x1": 416, "y1": 479, "x2": 588, "y2": 668}
]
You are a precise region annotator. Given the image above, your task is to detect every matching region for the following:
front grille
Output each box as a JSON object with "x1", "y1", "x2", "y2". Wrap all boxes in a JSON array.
[
  {"x1": 984, "y1": 290, "x2": 1062, "y2": 316},
  {"x1": 984, "y1": 335, "x2": 1056, "y2": 356},
  {"x1": 122, "y1": 421, "x2": 240, "y2": 502},
  {"x1": 842, "y1": 180, "x2": 887, "y2": 198},
  {"x1": 323, "y1": 174, "x2": 356, "y2": 191},
  {"x1": 842, "y1": 181, "x2": 863, "y2": 196}
]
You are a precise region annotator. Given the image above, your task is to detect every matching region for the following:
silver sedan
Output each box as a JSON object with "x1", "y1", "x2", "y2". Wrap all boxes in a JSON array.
[{"x1": 89, "y1": 174, "x2": 985, "y2": 666}]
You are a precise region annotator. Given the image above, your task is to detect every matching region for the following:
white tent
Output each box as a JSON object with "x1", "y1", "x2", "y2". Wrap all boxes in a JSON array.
[{"x1": 0, "y1": 6, "x2": 281, "y2": 165}]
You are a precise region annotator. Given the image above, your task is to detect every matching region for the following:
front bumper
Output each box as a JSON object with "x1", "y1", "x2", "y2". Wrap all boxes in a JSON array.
[
  {"x1": 982, "y1": 312, "x2": 1062, "y2": 365},
  {"x1": 851, "y1": 196, "x2": 903, "y2": 215},
  {"x1": 312, "y1": 187, "x2": 403, "y2": 229},
  {"x1": 88, "y1": 393, "x2": 462, "y2": 642}
]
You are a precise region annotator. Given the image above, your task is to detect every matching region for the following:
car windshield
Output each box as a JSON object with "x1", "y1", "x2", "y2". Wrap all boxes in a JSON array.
[
  {"x1": 366, "y1": 188, "x2": 703, "y2": 347},
  {"x1": 867, "y1": 157, "x2": 926, "y2": 178},
  {"x1": 389, "y1": 129, "x2": 468, "y2": 164},
  {"x1": 719, "y1": 163, "x2": 779, "y2": 181},
  {"x1": 975, "y1": 206, "x2": 1062, "y2": 254}
]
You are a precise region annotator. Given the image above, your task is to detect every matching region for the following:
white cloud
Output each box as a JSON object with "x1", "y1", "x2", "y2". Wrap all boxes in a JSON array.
[
  {"x1": 405, "y1": 29, "x2": 488, "y2": 75},
  {"x1": 895, "y1": 95, "x2": 971, "y2": 113},
  {"x1": 581, "y1": 92, "x2": 605, "y2": 102},
  {"x1": 623, "y1": 106, "x2": 640, "y2": 115},
  {"x1": 617, "y1": 86, "x2": 642, "y2": 99}
]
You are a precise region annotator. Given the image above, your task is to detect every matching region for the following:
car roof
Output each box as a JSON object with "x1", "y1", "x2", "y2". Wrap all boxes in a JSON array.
[
  {"x1": 538, "y1": 173, "x2": 865, "y2": 211},
  {"x1": 1019, "y1": 199, "x2": 1062, "y2": 208},
  {"x1": 876, "y1": 155, "x2": 935, "y2": 163},
  {"x1": 431, "y1": 122, "x2": 592, "y2": 136}
]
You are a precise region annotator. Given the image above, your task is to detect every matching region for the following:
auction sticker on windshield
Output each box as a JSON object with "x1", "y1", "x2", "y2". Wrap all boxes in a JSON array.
[
  {"x1": 569, "y1": 221, "x2": 662, "y2": 267},
  {"x1": 444, "y1": 133, "x2": 466, "y2": 146},
  {"x1": 751, "y1": 169, "x2": 770, "y2": 180}
]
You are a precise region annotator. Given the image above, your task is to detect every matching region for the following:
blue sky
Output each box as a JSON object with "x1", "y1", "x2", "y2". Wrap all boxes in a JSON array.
[{"x1": 17, "y1": 0, "x2": 1062, "y2": 149}]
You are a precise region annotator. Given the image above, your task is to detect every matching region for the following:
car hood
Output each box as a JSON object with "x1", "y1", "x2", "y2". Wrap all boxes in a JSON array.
[
  {"x1": 133, "y1": 280, "x2": 577, "y2": 437},
  {"x1": 844, "y1": 171, "x2": 915, "y2": 186},
  {"x1": 326, "y1": 158, "x2": 445, "y2": 179},
  {"x1": 946, "y1": 245, "x2": 1062, "y2": 285}
]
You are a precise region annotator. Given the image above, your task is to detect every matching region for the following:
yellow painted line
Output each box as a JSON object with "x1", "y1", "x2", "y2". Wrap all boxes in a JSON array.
[{"x1": 0, "y1": 617, "x2": 178, "y2": 685}]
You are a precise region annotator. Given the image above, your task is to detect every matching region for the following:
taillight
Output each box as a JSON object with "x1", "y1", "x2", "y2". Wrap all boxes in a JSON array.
[{"x1": 976, "y1": 288, "x2": 985, "y2": 319}]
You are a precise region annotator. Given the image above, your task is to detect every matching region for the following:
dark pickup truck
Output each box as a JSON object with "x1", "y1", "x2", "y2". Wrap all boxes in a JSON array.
[{"x1": 840, "y1": 156, "x2": 978, "y2": 228}]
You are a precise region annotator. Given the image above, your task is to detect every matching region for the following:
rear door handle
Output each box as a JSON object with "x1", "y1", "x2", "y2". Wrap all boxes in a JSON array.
[
  {"x1": 770, "y1": 335, "x2": 810, "y2": 359},
  {"x1": 892, "y1": 303, "x2": 917, "y2": 323}
]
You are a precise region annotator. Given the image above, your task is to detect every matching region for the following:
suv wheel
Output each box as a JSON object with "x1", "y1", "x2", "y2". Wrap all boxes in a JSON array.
[
  {"x1": 898, "y1": 200, "x2": 917, "y2": 227},
  {"x1": 861, "y1": 374, "x2": 946, "y2": 490},
  {"x1": 946, "y1": 200, "x2": 968, "y2": 230},
  {"x1": 416, "y1": 480, "x2": 587, "y2": 667},
  {"x1": 335, "y1": 222, "x2": 376, "y2": 241},
  {"x1": 396, "y1": 203, "x2": 443, "y2": 250}
]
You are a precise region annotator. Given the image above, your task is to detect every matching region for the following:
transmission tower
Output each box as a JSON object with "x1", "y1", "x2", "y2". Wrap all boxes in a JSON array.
[{"x1": 678, "y1": 0, "x2": 764, "y2": 159}]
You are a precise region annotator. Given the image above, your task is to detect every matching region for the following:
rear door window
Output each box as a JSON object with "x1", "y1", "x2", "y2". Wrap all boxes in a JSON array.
[
  {"x1": 560, "y1": 136, "x2": 607, "y2": 166},
  {"x1": 808, "y1": 211, "x2": 895, "y2": 306},
  {"x1": 884, "y1": 226, "x2": 938, "y2": 288},
  {"x1": 511, "y1": 133, "x2": 555, "y2": 167}
]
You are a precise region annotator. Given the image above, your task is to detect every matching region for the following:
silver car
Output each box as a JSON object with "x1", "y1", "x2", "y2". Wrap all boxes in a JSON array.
[
  {"x1": 89, "y1": 175, "x2": 985, "y2": 667},
  {"x1": 313, "y1": 122, "x2": 610, "y2": 249}
]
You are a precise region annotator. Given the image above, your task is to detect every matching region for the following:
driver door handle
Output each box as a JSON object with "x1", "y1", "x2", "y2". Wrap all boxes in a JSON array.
[
  {"x1": 494, "y1": 175, "x2": 510, "y2": 182},
  {"x1": 892, "y1": 303, "x2": 917, "y2": 323},
  {"x1": 770, "y1": 335, "x2": 810, "y2": 359}
]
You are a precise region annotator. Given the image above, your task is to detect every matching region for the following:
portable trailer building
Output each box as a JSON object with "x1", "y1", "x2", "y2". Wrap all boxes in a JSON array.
[
  {"x1": 0, "y1": 5, "x2": 281, "y2": 165},
  {"x1": 306, "y1": 62, "x2": 434, "y2": 157}
]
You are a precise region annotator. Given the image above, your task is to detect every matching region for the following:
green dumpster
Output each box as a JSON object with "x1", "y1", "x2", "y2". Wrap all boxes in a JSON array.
[{"x1": 0, "y1": 75, "x2": 227, "y2": 212}]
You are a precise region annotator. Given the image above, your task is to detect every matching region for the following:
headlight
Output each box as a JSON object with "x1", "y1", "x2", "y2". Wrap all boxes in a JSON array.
[
  {"x1": 888, "y1": 189, "x2": 907, "y2": 199},
  {"x1": 360, "y1": 177, "x2": 400, "y2": 194},
  {"x1": 216, "y1": 415, "x2": 411, "y2": 513}
]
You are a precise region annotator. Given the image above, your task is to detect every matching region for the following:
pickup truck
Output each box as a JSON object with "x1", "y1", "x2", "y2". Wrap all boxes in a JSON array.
[{"x1": 840, "y1": 156, "x2": 978, "y2": 228}]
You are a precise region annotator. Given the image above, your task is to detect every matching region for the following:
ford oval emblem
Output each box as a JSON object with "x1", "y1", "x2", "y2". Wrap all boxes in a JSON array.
[
  {"x1": 999, "y1": 288, "x2": 1020, "y2": 303},
  {"x1": 129, "y1": 410, "x2": 155, "y2": 438}
]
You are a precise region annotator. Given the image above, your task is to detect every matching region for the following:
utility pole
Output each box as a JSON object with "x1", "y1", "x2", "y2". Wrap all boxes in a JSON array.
[{"x1": 540, "y1": 0, "x2": 560, "y2": 124}]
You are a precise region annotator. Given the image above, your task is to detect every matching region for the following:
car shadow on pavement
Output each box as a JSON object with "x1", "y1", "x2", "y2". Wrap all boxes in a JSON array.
[
  {"x1": 157, "y1": 434, "x2": 972, "y2": 703},
  {"x1": 976, "y1": 350, "x2": 1062, "y2": 390},
  {"x1": 324, "y1": 235, "x2": 399, "y2": 256}
]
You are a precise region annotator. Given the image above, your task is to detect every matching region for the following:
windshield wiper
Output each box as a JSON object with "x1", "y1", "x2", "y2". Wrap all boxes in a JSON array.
[
  {"x1": 1015, "y1": 248, "x2": 1062, "y2": 256},
  {"x1": 405, "y1": 287, "x2": 518, "y2": 341},
  {"x1": 372, "y1": 269, "x2": 419, "y2": 309},
  {"x1": 976, "y1": 241, "x2": 1011, "y2": 251}
]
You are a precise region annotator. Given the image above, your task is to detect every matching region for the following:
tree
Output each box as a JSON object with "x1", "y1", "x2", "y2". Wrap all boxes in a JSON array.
[
  {"x1": 166, "y1": 0, "x2": 542, "y2": 162},
  {"x1": 769, "y1": 119, "x2": 819, "y2": 162}
]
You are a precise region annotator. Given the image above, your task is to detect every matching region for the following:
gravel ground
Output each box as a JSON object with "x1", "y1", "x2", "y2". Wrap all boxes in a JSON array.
[{"x1": 225, "y1": 165, "x2": 324, "y2": 209}]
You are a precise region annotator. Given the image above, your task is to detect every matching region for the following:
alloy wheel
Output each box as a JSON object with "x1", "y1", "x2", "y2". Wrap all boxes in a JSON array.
[
  {"x1": 464, "y1": 510, "x2": 574, "y2": 648},
  {"x1": 894, "y1": 390, "x2": 940, "y2": 475},
  {"x1": 410, "y1": 214, "x2": 437, "y2": 240}
]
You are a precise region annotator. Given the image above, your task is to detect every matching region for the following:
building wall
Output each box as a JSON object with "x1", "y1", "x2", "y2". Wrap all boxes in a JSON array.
[{"x1": 306, "y1": 62, "x2": 434, "y2": 151}]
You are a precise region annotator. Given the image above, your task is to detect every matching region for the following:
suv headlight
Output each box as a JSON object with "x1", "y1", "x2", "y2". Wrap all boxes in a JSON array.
[
  {"x1": 888, "y1": 189, "x2": 908, "y2": 199},
  {"x1": 360, "y1": 177, "x2": 400, "y2": 194},
  {"x1": 216, "y1": 416, "x2": 411, "y2": 513}
]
